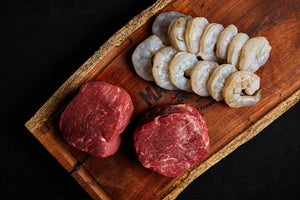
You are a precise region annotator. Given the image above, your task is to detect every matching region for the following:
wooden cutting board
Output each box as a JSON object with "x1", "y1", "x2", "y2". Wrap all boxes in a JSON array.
[{"x1": 25, "y1": 0, "x2": 300, "y2": 199}]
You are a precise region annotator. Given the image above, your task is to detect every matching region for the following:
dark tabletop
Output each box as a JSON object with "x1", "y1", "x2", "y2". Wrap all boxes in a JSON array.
[{"x1": 1, "y1": 0, "x2": 299, "y2": 199}]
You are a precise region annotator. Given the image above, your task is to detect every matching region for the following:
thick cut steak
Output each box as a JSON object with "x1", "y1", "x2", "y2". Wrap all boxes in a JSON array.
[
  {"x1": 134, "y1": 104, "x2": 209, "y2": 177},
  {"x1": 60, "y1": 81, "x2": 134, "y2": 158}
]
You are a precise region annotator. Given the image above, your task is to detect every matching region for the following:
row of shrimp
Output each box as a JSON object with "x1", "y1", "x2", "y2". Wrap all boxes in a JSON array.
[{"x1": 132, "y1": 11, "x2": 271, "y2": 108}]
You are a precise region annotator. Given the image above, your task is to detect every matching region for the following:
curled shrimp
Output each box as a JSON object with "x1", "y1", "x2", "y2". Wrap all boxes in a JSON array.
[
  {"x1": 216, "y1": 24, "x2": 238, "y2": 60},
  {"x1": 227, "y1": 33, "x2": 249, "y2": 67},
  {"x1": 132, "y1": 35, "x2": 164, "y2": 81},
  {"x1": 239, "y1": 36, "x2": 272, "y2": 72},
  {"x1": 152, "y1": 11, "x2": 185, "y2": 45},
  {"x1": 207, "y1": 64, "x2": 237, "y2": 101},
  {"x1": 152, "y1": 46, "x2": 178, "y2": 90},
  {"x1": 197, "y1": 23, "x2": 224, "y2": 61},
  {"x1": 169, "y1": 52, "x2": 198, "y2": 92},
  {"x1": 191, "y1": 61, "x2": 219, "y2": 96},
  {"x1": 185, "y1": 17, "x2": 209, "y2": 54},
  {"x1": 168, "y1": 16, "x2": 192, "y2": 52},
  {"x1": 223, "y1": 71, "x2": 261, "y2": 108}
]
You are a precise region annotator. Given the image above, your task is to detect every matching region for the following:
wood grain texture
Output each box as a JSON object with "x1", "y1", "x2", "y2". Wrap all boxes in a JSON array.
[{"x1": 25, "y1": 0, "x2": 300, "y2": 199}]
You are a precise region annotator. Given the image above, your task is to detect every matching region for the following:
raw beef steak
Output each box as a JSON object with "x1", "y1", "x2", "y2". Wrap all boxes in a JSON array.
[
  {"x1": 60, "y1": 81, "x2": 134, "y2": 158},
  {"x1": 134, "y1": 104, "x2": 209, "y2": 177}
]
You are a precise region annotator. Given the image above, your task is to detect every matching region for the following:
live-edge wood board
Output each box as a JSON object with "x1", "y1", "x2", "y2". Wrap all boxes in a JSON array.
[{"x1": 25, "y1": 0, "x2": 300, "y2": 199}]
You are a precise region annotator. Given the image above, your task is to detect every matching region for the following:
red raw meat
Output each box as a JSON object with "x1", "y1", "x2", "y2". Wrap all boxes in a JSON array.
[
  {"x1": 134, "y1": 104, "x2": 209, "y2": 177},
  {"x1": 60, "y1": 81, "x2": 134, "y2": 158}
]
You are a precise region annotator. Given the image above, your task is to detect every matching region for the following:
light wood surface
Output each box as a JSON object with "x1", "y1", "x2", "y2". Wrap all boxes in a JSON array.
[{"x1": 25, "y1": 0, "x2": 300, "y2": 199}]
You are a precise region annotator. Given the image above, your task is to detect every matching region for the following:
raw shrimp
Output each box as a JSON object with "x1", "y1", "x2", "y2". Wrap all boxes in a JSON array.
[
  {"x1": 223, "y1": 71, "x2": 261, "y2": 108},
  {"x1": 227, "y1": 33, "x2": 249, "y2": 67},
  {"x1": 132, "y1": 35, "x2": 164, "y2": 81},
  {"x1": 216, "y1": 24, "x2": 238, "y2": 60},
  {"x1": 207, "y1": 64, "x2": 237, "y2": 101},
  {"x1": 185, "y1": 17, "x2": 209, "y2": 54},
  {"x1": 152, "y1": 46, "x2": 178, "y2": 90},
  {"x1": 197, "y1": 23, "x2": 224, "y2": 61},
  {"x1": 152, "y1": 11, "x2": 185, "y2": 45},
  {"x1": 191, "y1": 61, "x2": 219, "y2": 96},
  {"x1": 239, "y1": 36, "x2": 272, "y2": 72},
  {"x1": 168, "y1": 16, "x2": 192, "y2": 52},
  {"x1": 169, "y1": 52, "x2": 198, "y2": 92}
]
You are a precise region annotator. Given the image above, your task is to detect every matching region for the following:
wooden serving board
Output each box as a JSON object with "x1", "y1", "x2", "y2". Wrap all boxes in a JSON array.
[{"x1": 25, "y1": 0, "x2": 300, "y2": 199}]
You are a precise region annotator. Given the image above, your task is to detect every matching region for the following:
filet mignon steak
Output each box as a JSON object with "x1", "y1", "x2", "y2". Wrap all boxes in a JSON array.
[
  {"x1": 134, "y1": 104, "x2": 209, "y2": 177},
  {"x1": 60, "y1": 81, "x2": 134, "y2": 158}
]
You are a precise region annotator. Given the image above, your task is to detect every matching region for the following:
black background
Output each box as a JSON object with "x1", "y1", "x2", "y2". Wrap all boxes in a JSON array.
[{"x1": 1, "y1": 0, "x2": 299, "y2": 199}]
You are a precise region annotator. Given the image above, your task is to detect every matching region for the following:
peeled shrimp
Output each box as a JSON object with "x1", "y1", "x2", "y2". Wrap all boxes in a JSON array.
[
  {"x1": 223, "y1": 71, "x2": 261, "y2": 108},
  {"x1": 207, "y1": 64, "x2": 237, "y2": 101},
  {"x1": 152, "y1": 46, "x2": 178, "y2": 90},
  {"x1": 197, "y1": 23, "x2": 224, "y2": 61},
  {"x1": 169, "y1": 52, "x2": 198, "y2": 92},
  {"x1": 239, "y1": 36, "x2": 272, "y2": 72},
  {"x1": 227, "y1": 33, "x2": 249, "y2": 67},
  {"x1": 152, "y1": 11, "x2": 185, "y2": 45},
  {"x1": 216, "y1": 24, "x2": 238, "y2": 60},
  {"x1": 132, "y1": 35, "x2": 164, "y2": 81},
  {"x1": 168, "y1": 16, "x2": 192, "y2": 52},
  {"x1": 191, "y1": 61, "x2": 219, "y2": 96},
  {"x1": 185, "y1": 17, "x2": 209, "y2": 54}
]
